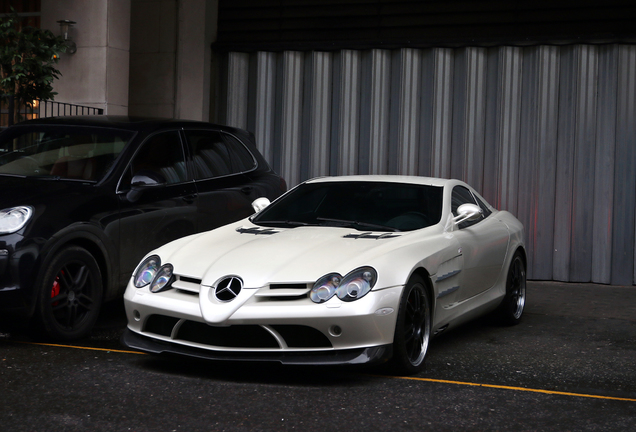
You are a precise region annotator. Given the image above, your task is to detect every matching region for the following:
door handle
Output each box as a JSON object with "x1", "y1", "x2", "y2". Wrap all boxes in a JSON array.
[
  {"x1": 240, "y1": 186, "x2": 253, "y2": 195},
  {"x1": 182, "y1": 194, "x2": 196, "y2": 204}
]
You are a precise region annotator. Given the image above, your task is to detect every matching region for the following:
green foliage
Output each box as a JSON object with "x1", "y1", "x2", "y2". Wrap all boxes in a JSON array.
[{"x1": 0, "y1": 10, "x2": 67, "y2": 111}]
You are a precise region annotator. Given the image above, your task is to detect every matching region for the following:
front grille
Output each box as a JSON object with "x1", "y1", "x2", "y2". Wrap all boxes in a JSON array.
[
  {"x1": 142, "y1": 315, "x2": 333, "y2": 349},
  {"x1": 269, "y1": 283, "x2": 308, "y2": 289},
  {"x1": 177, "y1": 322, "x2": 278, "y2": 348},
  {"x1": 145, "y1": 315, "x2": 180, "y2": 337}
]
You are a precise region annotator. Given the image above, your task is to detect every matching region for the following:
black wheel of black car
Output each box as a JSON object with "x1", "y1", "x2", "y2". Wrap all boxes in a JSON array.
[
  {"x1": 35, "y1": 246, "x2": 103, "y2": 341},
  {"x1": 388, "y1": 274, "x2": 431, "y2": 375},
  {"x1": 496, "y1": 252, "x2": 526, "y2": 326}
]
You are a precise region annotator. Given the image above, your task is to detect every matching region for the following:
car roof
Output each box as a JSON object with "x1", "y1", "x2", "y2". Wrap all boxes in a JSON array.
[{"x1": 12, "y1": 115, "x2": 247, "y2": 135}]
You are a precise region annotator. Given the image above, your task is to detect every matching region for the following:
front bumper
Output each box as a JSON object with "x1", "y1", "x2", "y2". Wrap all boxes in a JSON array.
[
  {"x1": 0, "y1": 235, "x2": 39, "y2": 318},
  {"x1": 123, "y1": 280, "x2": 403, "y2": 364},
  {"x1": 122, "y1": 329, "x2": 392, "y2": 365}
]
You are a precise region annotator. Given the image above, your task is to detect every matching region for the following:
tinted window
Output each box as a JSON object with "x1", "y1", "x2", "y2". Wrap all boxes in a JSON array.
[
  {"x1": 451, "y1": 185, "x2": 483, "y2": 228},
  {"x1": 221, "y1": 133, "x2": 256, "y2": 172},
  {"x1": 185, "y1": 130, "x2": 256, "y2": 180},
  {"x1": 123, "y1": 131, "x2": 187, "y2": 186},
  {"x1": 0, "y1": 127, "x2": 133, "y2": 181},
  {"x1": 253, "y1": 181, "x2": 443, "y2": 232}
]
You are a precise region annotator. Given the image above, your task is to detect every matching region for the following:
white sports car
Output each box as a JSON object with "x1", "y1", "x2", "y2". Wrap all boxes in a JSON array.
[{"x1": 122, "y1": 176, "x2": 526, "y2": 375}]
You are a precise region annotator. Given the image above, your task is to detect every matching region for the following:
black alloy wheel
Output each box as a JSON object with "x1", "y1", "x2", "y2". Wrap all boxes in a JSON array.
[
  {"x1": 388, "y1": 274, "x2": 431, "y2": 376},
  {"x1": 496, "y1": 252, "x2": 526, "y2": 326},
  {"x1": 36, "y1": 246, "x2": 103, "y2": 341}
]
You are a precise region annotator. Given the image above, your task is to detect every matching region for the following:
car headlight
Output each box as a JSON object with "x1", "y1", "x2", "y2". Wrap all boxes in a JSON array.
[
  {"x1": 336, "y1": 267, "x2": 377, "y2": 301},
  {"x1": 0, "y1": 206, "x2": 33, "y2": 234},
  {"x1": 133, "y1": 255, "x2": 161, "y2": 288},
  {"x1": 310, "y1": 273, "x2": 341, "y2": 303},
  {"x1": 150, "y1": 263, "x2": 174, "y2": 293},
  {"x1": 310, "y1": 267, "x2": 377, "y2": 303}
]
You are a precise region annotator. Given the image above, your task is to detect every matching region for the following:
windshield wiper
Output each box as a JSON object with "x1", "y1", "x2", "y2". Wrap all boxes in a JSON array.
[
  {"x1": 317, "y1": 217, "x2": 399, "y2": 232},
  {"x1": 253, "y1": 220, "x2": 312, "y2": 228}
]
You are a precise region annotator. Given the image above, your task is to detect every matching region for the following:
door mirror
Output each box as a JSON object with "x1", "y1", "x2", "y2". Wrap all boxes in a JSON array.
[
  {"x1": 131, "y1": 170, "x2": 166, "y2": 187},
  {"x1": 251, "y1": 197, "x2": 271, "y2": 213},
  {"x1": 454, "y1": 203, "x2": 483, "y2": 225}
]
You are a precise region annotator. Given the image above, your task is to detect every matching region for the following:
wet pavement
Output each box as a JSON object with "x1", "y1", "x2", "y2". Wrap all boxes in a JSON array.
[{"x1": 1, "y1": 281, "x2": 635, "y2": 431}]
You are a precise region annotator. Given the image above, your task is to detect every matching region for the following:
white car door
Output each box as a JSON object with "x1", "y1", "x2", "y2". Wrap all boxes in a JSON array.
[{"x1": 451, "y1": 186, "x2": 510, "y2": 301}]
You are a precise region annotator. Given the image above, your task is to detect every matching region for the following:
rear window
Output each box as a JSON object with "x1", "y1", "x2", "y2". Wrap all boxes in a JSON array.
[{"x1": 0, "y1": 126, "x2": 134, "y2": 181}]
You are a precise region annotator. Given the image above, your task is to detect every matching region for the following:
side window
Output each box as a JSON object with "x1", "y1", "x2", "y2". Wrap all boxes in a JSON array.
[
  {"x1": 185, "y1": 130, "x2": 256, "y2": 180},
  {"x1": 474, "y1": 195, "x2": 493, "y2": 218},
  {"x1": 123, "y1": 131, "x2": 187, "y2": 186},
  {"x1": 451, "y1": 186, "x2": 482, "y2": 229},
  {"x1": 221, "y1": 133, "x2": 257, "y2": 173}
]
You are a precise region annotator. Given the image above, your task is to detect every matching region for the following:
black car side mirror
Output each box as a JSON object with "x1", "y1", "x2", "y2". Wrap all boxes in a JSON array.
[
  {"x1": 126, "y1": 170, "x2": 167, "y2": 202},
  {"x1": 131, "y1": 170, "x2": 166, "y2": 187}
]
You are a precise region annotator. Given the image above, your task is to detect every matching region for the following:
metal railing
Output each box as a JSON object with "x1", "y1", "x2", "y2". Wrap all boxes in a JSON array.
[{"x1": 1, "y1": 95, "x2": 104, "y2": 128}]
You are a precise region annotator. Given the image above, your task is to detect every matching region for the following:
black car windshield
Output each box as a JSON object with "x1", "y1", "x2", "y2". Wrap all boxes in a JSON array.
[
  {"x1": 251, "y1": 181, "x2": 443, "y2": 232},
  {"x1": 0, "y1": 126, "x2": 134, "y2": 181}
]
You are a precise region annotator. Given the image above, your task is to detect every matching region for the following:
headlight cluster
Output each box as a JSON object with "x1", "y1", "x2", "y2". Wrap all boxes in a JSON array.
[
  {"x1": 310, "y1": 267, "x2": 377, "y2": 303},
  {"x1": 0, "y1": 206, "x2": 33, "y2": 234},
  {"x1": 133, "y1": 255, "x2": 174, "y2": 293}
]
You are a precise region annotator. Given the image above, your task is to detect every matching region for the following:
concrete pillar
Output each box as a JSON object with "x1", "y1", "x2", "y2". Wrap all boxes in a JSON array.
[{"x1": 41, "y1": 0, "x2": 131, "y2": 115}]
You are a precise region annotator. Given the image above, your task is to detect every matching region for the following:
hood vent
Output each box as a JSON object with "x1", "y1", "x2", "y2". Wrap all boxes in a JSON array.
[
  {"x1": 343, "y1": 232, "x2": 401, "y2": 240},
  {"x1": 236, "y1": 226, "x2": 280, "y2": 235}
]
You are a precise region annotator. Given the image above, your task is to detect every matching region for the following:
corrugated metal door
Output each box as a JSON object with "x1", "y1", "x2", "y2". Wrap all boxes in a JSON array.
[{"x1": 216, "y1": 44, "x2": 636, "y2": 286}]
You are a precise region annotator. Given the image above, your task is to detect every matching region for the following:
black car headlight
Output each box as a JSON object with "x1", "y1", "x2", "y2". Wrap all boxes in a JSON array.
[
  {"x1": 310, "y1": 267, "x2": 377, "y2": 303},
  {"x1": 149, "y1": 264, "x2": 174, "y2": 293},
  {"x1": 133, "y1": 255, "x2": 161, "y2": 288},
  {"x1": 0, "y1": 206, "x2": 33, "y2": 234}
]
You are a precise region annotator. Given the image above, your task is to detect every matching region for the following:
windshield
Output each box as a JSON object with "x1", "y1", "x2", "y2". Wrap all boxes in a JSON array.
[
  {"x1": 0, "y1": 126, "x2": 134, "y2": 181},
  {"x1": 252, "y1": 181, "x2": 443, "y2": 232}
]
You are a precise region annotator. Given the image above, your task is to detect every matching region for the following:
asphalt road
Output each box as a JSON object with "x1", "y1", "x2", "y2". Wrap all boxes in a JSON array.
[{"x1": 1, "y1": 281, "x2": 635, "y2": 431}]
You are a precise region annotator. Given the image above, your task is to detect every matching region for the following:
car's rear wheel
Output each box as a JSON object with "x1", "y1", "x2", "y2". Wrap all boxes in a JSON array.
[
  {"x1": 388, "y1": 274, "x2": 431, "y2": 375},
  {"x1": 496, "y1": 252, "x2": 526, "y2": 325},
  {"x1": 35, "y1": 246, "x2": 103, "y2": 341}
]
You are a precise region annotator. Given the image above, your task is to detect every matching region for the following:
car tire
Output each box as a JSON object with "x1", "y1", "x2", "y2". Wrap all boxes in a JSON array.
[
  {"x1": 388, "y1": 274, "x2": 431, "y2": 376},
  {"x1": 35, "y1": 246, "x2": 103, "y2": 341},
  {"x1": 496, "y1": 252, "x2": 526, "y2": 326}
]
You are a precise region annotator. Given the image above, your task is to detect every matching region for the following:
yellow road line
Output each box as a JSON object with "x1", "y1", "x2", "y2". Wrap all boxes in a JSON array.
[
  {"x1": 10, "y1": 340, "x2": 146, "y2": 355},
  {"x1": 394, "y1": 375, "x2": 636, "y2": 402},
  {"x1": 6, "y1": 340, "x2": 635, "y2": 402}
]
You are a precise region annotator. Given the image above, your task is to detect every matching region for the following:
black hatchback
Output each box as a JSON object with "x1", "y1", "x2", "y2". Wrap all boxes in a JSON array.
[{"x1": 0, "y1": 116, "x2": 286, "y2": 340}]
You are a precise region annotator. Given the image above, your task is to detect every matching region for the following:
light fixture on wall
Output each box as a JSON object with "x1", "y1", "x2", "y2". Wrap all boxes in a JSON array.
[{"x1": 57, "y1": 20, "x2": 77, "y2": 54}]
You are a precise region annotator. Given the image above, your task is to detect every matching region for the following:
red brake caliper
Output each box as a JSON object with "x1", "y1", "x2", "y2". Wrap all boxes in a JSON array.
[{"x1": 51, "y1": 272, "x2": 62, "y2": 306}]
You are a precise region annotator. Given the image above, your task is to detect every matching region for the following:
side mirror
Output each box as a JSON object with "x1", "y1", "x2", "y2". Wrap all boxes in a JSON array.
[
  {"x1": 131, "y1": 170, "x2": 166, "y2": 187},
  {"x1": 453, "y1": 203, "x2": 483, "y2": 225},
  {"x1": 251, "y1": 197, "x2": 271, "y2": 213},
  {"x1": 126, "y1": 170, "x2": 167, "y2": 202}
]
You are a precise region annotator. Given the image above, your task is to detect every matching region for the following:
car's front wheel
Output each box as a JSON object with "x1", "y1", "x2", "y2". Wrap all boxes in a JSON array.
[
  {"x1": 35, "y1": 246, "x2": 103, "y2": 341},
  {"x1": 388, "y1": 274, "x2": 431, "y2": 375}
]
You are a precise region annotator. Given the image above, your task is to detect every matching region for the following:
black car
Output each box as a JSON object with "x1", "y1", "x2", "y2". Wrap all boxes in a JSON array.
[{"x1": 0, "y1": 116, "x2": 286, "y2": 340}]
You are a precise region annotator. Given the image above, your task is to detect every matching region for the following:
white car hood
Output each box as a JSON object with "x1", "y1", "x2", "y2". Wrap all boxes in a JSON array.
[{"x1": 155, "y1": 220, "x2": 424, "y2": 289}]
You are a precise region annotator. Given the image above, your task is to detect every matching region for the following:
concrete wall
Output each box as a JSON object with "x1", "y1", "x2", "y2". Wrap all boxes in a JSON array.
[
  {"x1": 129, "y1": 0, "x2": 218, "y2": 120},
  {"x1": 41, "y1": 0, "x2": 131, "y2": 115}
]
